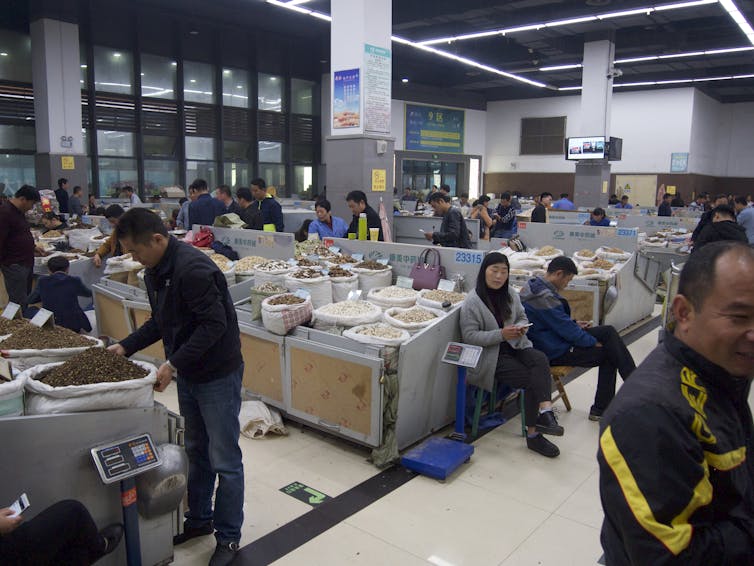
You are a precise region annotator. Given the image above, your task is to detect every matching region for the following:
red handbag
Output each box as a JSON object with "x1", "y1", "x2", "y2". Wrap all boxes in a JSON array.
[
  {"x1": 192, "y1": 226, "x2": 215, "y2": 248},
  {"x1": 410, "y1": 248, "x2": 445, "y2": 290}
]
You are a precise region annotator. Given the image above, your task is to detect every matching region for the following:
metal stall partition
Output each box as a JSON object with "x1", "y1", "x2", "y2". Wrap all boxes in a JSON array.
[
  {"x1": 615, "y1": 213, "x2": 700, "y2": 235},
  {"x1": 194, "y1": 226, "x2": 297, "y2": 260},
  {"x1": 393, "y1": 216, "x2": 481, "y2": 248},
  {"x1": 545, "y1": 210, "x2": 593, "y2": 225},
  {"x1": 500, "y1": 222, "x2": 640, "y2": 255},
  {"x1": 92, "y1": 279, "x2": 143, "y2": 343},
  {"x1": 123, "y1": 299, "x2": 167, "y2": 366}
]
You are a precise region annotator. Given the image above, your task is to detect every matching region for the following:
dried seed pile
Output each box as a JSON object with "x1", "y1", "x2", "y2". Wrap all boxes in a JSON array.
[
  {"x1": 421, "y1": 289, "x2": 466, "y2": 304},
  {"x1": 391, "y1": 307, "x2": 437, "y2": 324},
  {"x1": 208, "y1": 254, "x2": 234, "y2": 272},
  {"x1": 583, "y1": 258, "x2": 614, "y2": 270},
  {"x1": 235, "y1": 256, "x2": 269, "y2": 271},
  {"x1": 577, "y1": 249, "x2": 596, "y2": 258},
  {"x1": 374, "y1": 286, "x2": 417, "y2": 299},
  {"x1": 328, "y1": 255, "x2": 357, "y2": 264},
  {"x1": 316, "y1": 300, "x2": 377, "y2": 317},
  {"x1": 0, "y1": 318, "x2": 29, "y2": 336},
  {"x1": 0, "y1": 325, "x2": 94, "y2": 350},
  {"x1": 327, "y1": 267, "x2": 354, "y2": 278},
  {"x1": 290, "y1": 268, "x2": 324, "y2": 280},
  {"x1": 267, "y1": 294, "x2": 305, "y2": 306},
  {"x1": 255, "y1": 260, "x2": 292, "y2": 272},
  {"x1": 354, "y1": 324, "x2": 404, "y2": 339},
  {"x1": 41, "y1": 230, "x2": 64, "y2": 239},
  {"x1": 252, "y1": 282, "x2": 287, "y2": 294},
  {"x1": 354, "y1": 260, "x2": 389, "y2": 270},
  {"x1": 37, "y1": 348, "x2": 148, "y2": 387},
  {"x1": 533, "y1": 246, "x2": 558, "y2": 257},
  {"x1": 296, "y1": 258, "x2": 319, "y2": 267}
]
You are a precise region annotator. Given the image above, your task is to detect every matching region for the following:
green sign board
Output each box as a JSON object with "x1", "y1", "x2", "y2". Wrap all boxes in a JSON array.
[
  {"x1": 405, "y1": 103, "x2": 465, "y2": 153},
  {"x1": 280, "y1": 481, "x2": 331, "y2": 506}
]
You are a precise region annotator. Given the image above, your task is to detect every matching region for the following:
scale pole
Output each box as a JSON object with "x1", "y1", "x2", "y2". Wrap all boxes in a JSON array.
[
  {"x1": 454, "y1": 366, "x2": 467, "y2": 438},
  {"x1": 120, "y1": 477, "x2": 142, "y2": 566}
]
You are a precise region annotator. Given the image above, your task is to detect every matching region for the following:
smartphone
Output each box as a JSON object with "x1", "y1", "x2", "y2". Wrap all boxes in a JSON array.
[
  {"x1": 419, "y1": 229, "x2": 425, "y2": 233},
  {"x1": 9, "y1": 493, "x2": 29, "y2": 517},
  {"x1": 518, "y1": 322, "x2": 534, "y2": 328}
]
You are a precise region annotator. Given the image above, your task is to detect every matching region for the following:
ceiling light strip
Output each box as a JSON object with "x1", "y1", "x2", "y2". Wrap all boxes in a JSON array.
[
  {"x1": 558, "y1": 72, "x2": 754, "y2": 90},
  {"x1": 417, "y1": 0, "x2": 719, "y2": 46},
  {"x1": 719, "y1": 0, "x2": 754, "y2": 46},
  {"x1": 266, "y1": 0, "x2": 331, "y2": 21}
]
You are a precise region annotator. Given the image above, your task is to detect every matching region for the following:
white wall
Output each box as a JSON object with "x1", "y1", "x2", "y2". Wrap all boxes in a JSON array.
[
  {"x1": 715, "y1": 101, "x2": 754, "y2": 178},
  {"x1": 689, "y1": 90, "x2": 724, "y2": 176}
]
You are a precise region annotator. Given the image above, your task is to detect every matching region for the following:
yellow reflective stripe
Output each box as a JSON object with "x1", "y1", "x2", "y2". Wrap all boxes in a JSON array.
[
  {"x1": 704, "y1": 447, "x2": 746, "y2": 471},
  {"x1": 600, "y1": 425, "x2": 713, "y2": 556}
]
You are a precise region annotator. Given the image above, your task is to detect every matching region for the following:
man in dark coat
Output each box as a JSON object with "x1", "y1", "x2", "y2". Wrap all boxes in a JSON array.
[
  {"x1": 692, "y1": 204, "x2": 748, "y2": 252},
  {"x1": 27, "y1": 256, "x2": 92, "y2": 332}
]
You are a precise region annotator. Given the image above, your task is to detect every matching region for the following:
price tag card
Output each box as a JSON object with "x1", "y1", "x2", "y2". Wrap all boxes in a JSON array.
[
  {"x1": 293, "y1": 289, "x2": 311, "y2": 300},
  {"x1": 352, "y1": 253, "x2": 364, "y2": 261},
  {"x1": 396, "y1": 276, "x2": 414, "y2": 289},
  {"x1": 30, "y1": 308, "x2": 55, "y2": 329},
  {"x1": 438, "y1": 279, "x2": 456, "y2": 291},
  {"x1": 1, "y1": 303, "x2": 21, "y2": 320},
  {"x1": 376, "y1": 258, "x2": 389, "y2": 265},
  {"x1": 329, "y1": 246, "x2": 340, "y2": 254},
  {"x1": 320, "y1": 269, "x2": 330, "y2": 276},
  {"x1": 347, "y1": 289, "x2": 362, "y2": 301},
  {"x1": 0, "y1": 357, "x2": 12, "y2": 382}
]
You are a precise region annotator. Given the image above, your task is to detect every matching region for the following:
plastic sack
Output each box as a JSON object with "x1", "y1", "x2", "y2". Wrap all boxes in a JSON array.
[
  {"x1": 383, "y1": 306, "x2": 446, "y2": 334},
  {"x1": 415, "y1": 289, "x2": 466, "y2": 310},
  {"x1": 0, "y1": 375, "x2": 26, "y2": 418},
  {"x1": 329, "y1": 272, "x2": 359, "y2": 303},
  {"x1": 529, "y1": 247, "x2": 564, "y2": 261},
  {"x1": 343, "y1": 323, "x2": 410, "y2": 347},
  {"x1": 0, "y1": 335, "x2": 104, "y2": 373},
  {"x1": 352, "y1": 265, "x2": 393, "y2": 294},
  {"x1": 21, "y1": 360, "x2": 156, "y2": 415},
  {"x1": 239, "y1": 400, "x2": 288, "y2": 439},
  {"x1": 254, "y1": 267, "x2": 294, "y2": 288},
  {"x1": 572, "y1": 249, "x2": 598, "y2": 263},
  {"x1": 508, "y1": 252, "x2": 546, "y2": 270},
  {"x1": 261, "y1": 294, "x2": 313, "y2": 336},
  {"x1": 66, "y1": 228, "x2": 101, "y2": 251},
  {"x1": 249, "y1": 284, "x2": 287, "y2": 321},
  {"x1": 596, "y1": 246, "x2": 632, "y2": 262},
  {"x1": 367, "y1": 286, "x2": 418, "y2": 310},
  {"x1": 311, "y1": 300, "x2": 382, "y2": 329},
  {"x1": 104, "y1": 254, "x2": 144, "y2": 275},
  {"x1": 284, "y1": 273, "x2": 333, "y2": 310}
]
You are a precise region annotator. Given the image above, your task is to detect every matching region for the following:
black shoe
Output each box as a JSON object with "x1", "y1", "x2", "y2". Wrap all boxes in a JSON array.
[
  {"x1": 209, "y1": 541, "x2": 240, "y2": 566},
  {"x1": 589, "y1": 407, "x2": 604, "y2": 422},
  {"x1": 100, "y1": 523, "x2": 124, "y2": 556},
  {"x1": 526, "y1": 433, "x2": 560, "y2": 458},
  {"x1": 173, "y1": 521, "x2": 214, "y2": 546},
  {"x1": 535, "y1": 410, "x2": 564, "y2": 436}
]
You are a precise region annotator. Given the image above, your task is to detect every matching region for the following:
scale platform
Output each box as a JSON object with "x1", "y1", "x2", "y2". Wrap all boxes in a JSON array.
[{"x1": 401, "y1": 437, "x2": 474, "y2": 481}]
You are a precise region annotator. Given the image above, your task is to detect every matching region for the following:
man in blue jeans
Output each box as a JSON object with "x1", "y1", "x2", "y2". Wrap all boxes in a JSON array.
[{"x1": 108, "y1": 208, "x2": 244, "y2": 566}]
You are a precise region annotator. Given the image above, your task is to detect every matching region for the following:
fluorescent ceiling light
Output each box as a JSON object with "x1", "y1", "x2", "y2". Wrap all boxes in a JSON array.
[
  {"x1": 559, "y1": 72, "x2": 754, "y2": 89},
  {"x1": 265, "y1": 0, "x2": 331, "y2": 21},
  {"x1": 654, "y1": 0, "x2": 718, "y2": 10},
  {"x1": 719, "y1": 0, "x2": 754, "y2": 46},
  {"x1": 558, "y1": 86, "x2": 583, "y2": 91},
  {"x1": 539, "y1": 63, "x2": 583, "y2": 71}
]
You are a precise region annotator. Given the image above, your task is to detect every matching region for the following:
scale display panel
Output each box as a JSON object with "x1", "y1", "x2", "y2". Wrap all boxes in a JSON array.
[
  {"x1": 441, "y1": 342, "x2": 483, "y2": 369},
  {"x1": 90, "y1": 434, "x2": 161, "y2": 484}
]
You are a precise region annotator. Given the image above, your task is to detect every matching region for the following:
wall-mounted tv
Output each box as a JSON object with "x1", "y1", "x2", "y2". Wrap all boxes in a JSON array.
[{"x1": 565, "y1": 136, "x2": 606, "y2": 160}]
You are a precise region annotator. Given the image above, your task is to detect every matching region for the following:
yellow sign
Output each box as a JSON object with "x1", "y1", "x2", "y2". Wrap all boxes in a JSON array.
[
  {"x1": 61, "y1": 156, "x2": 75, "y2": 170},
  {"x1": 371, "y1": 169, "x2": 386, "y2": 192},
  {"x1": 666, "y1": 185, "x2": 677, "y2": 195},
  {"x1": 602, "y1": 181, "x2": 608, "y2": 194}
]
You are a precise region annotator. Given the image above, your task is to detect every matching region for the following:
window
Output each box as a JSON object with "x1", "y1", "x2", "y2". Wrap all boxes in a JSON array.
[
  {"x1": 185, "y1": 136, "x2": 215, "y2": 160},
  {"x1": 291, "y1": 79, "x2": 315, "y2": 115},
  {"x1": 0, "y1": 125, "x2": 35, "y2": 152},
  {"x1": 141, "y1": 54, "x2": 177, "y2": 99},
  {"x1": 224, "y1": 162, "x2": 250, "y2": 188},
  {"x1": 144, "y1": 160, "x2": 179, "y2": 193},
  {"x1": 98, "y1": 157, "x2": 137, "y2": 197},
  {"x1": 258, "y1": 163, "x2": 285, "y2": 197},
  {"x1": 0, "y1": 153, "x2": 35, "y2": 192},
  {"x1": 184, "y1": 61, "x2": 215, "y2": 104},
  {"x1": 222, "y1": 68, "x2": 249, "y2": 108},
  {"x1": 96, "y1": 131, "x2": 134, "y2": 157},
  {"x1": 93, "y1": 47, "x2": 133, "y2": 94},
  {"x1": 186, "y1": 161, "x2": 218, "y2": 189},
  {"x1": 0, "y1": 30, "x2": 32, "y2": 84},
  {"x1": 293, "y1": 165, "x2": 314, "y2": 199},
  {"x1": 223, "y1": 140, "x2": 250, "y2": 161},
  {"x1": 143, "y1": 135, "x2": 177, "y2": 158},
  {"x1": 258, "y1": 141, "x2": 283, "y2": 163},
  {"x1": 520, "y1": 116, "x2": 566, "y2": 155},
  {"x1": 258, "y1": 73, "x2": 283, "y2": 112}
]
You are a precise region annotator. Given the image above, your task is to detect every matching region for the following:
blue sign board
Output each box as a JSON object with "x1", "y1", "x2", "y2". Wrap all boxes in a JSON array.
[
  {"x1": 670, "y1": 152, "x2": 689, "y2": 173},
  {"x1": 405, "y1": 104, "x2": 465, "y2": 153}
]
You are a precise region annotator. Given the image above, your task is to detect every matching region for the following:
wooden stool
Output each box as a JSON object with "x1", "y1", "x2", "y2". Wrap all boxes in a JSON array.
[{"x1": 550, "y1": 366, "x2": 573, "y2": 411}]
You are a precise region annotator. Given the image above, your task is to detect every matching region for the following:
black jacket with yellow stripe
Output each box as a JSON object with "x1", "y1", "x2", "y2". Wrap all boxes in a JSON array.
[{"x1": 598, "y1": 332, "x2": 754, "y2": 565}]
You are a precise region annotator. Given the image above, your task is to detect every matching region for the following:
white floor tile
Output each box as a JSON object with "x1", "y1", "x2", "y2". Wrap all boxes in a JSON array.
[{"x1": 553, "y1": 469, "x2": 603, "y2": 530}]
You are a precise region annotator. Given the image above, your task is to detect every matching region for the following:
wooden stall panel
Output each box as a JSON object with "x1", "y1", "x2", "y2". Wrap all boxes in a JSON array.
[
  {"x1": 94, "y1": 292, "x2": 131, "y2": 341},
  {"x1": 289, "y1": 347, "x2": 373, "y2": 436},
  {"x1": 240, "y1": 333, "x2": 283, "y2": 403},
  {"x1": 131, "y1": 309, "x2": 166, "y2": 361}
]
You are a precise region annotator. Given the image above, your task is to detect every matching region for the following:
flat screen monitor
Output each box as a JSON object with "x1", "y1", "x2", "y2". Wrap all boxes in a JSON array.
[{"x1": 565, "y1": 136, "x2": 606, "y2": 160}]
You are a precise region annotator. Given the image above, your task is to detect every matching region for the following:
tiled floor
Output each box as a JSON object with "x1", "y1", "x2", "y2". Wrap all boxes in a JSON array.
[{"x1": 157, "y1": 320, "x2": 747, "y2": 566}]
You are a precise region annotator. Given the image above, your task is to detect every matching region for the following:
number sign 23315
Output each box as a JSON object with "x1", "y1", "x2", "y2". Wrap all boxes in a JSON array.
[{"x1": 454, "y1": 251, "x2": 482, "y2": 265}]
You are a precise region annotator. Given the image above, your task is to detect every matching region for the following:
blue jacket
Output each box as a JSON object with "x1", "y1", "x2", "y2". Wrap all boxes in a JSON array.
[
  {"x1": 188, "y1": 194, "x2": 225, "y2": 228},
  {"x1": 308, "y1": 215, "x2": 349, "y2": 239},
  {"x1": 28, "y1": 272, "x2": 92, "y2": 332},
  {"x1": 518, "y1": 276, "x2": 597, "y2": 360},
  {"x1": 551, "y1": 198, "x2": 576, "y2": 210},
  {"x1": 252, "y1": 196, "x2": 284, "y2": 232},
  {"x1": 737, "y1": 206, "x2": 754, "y2": 243},
  {"x1": 589, "y1": 217, "x2": 611, "y2": 226}
]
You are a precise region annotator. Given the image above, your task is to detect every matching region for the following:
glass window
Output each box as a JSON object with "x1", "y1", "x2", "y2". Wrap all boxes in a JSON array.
[
  {"x1": 0, "y1": 30, "x2": 32, "y2": 84},
  {"x1": 0, "y1": 153, "x2": 35, "y2": 193},
  {"x1": 144, "y1": 160, "x2": 179, "y2": 193},
  {"x1": 258, "y1": 73, "x2": 283, "y2": 112},
  {"x1": 80, "y1": 46, "x2": 88, "y2": 89},
  {"x1": 82, "y1": 128, "x2": 89, "y2": 154},
  {"x1": 185, "y1": 136, "x2": 215, "y2": 160},
  {"x1": 93, "y1": 46, "x2": 133, "y2": 94},
  {"x1": 224, "y1": 162, "x2": 250, "y2": 188},
  {"x1": 141, "y1": 54, "x2": 177, "y2": 99},
  {"x1": 291, "y1": 144, "x2": 313, "y2": 163},
  {"x1": 0, "y1": 125, "x2": 36, "y2": 152},
  {"x1": 143, "y1": 135, "x2": 177, "y2": 158},
  {"x1": 223, "y1": 140, "x2": 250, "y2": 161},
  {"x1": 186, "y1": 161, "x2": 218, "y2": 189},
  {"x1": 98, "y1": 157, "x2": 137, "y2": 197},
  {"x1": 293, "y1": 165, "x2": 314, "y2": 199},
  {"x1": 258, "y1": 163, "x2": 285, "y2": 197},
  {"x1": 291, "y1": 79, "x2": 315, "y2": 115},
  {"x1": 222, "y1": 67, "x2": 249, "y2": 108},
  {"x1": 184, "y1": 61, "x2": 215, "y2": 104},
  {"x1": 259, "y1": 141, "x2": 283, "y2": 163},
  {"x1": 96, "y1": 130, "x2": 134, "y2": 157}
]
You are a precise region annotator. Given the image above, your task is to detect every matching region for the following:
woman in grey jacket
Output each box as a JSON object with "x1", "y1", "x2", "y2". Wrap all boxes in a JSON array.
[{"x1": 460, "y1": 252, "x2": 563, "y2": 458}]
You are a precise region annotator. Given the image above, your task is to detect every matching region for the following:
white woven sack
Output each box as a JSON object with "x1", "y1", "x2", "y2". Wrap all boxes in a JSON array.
[
  {"x1": 66, "y1": 228, "x2": 101, "y2": 251},
  {"x1": 596, "y1": 246, "x2": 632, "y2": 262},
  {"x1": 572, "y1": 250, "x2": 598, "y2": 262},
  {"x1": 284, "y1": 274, "x2": 333, "y2": 310},
  {"x1": 416, "y1": 289, "x2": 466, "y2": 310},
  {"x1": 529, "y1": 248, "x2": 564, "y2": 262},
  {"x1": 574, "y1": 268, "x2": 611, "y2": 281},
  {"x1": 367, "y1": 287, "x2": 418, "y2": 310},
  {"x1": 312, "y1": 301, "x2": 382, "y2": 328},
  {"x1": 21, "y1": 360, "x2": 156, "y2": 415},
  {"x1": 329, "y1": 273, "x2": 359, "y2": 303},
  {"x1": 508, "y1": 252, "x2": 545, "y2": 270},
  {"x1": 104, "y1": 254, "x2": 144, "y2": 275},
  {"x1": 221, "y1": 264, "x2": 236, "y2": 287},
  {"x1": 254, "y1": 267, "x2": 294, "y2": 288},
  {"x1": 383, "y1": 306, "x2": 446, "y2": 334},
  {"x1": 0, "y1": 335, "x2": 103, "y2": 373},
  {"x1": 0, "y1": 375, "x2": 26, "y2": 418},
  {"x1": 352, "y1": 266, "x2": 393, "y2": 294},
  {"x1": 261, "y1": 294, "x2": 313, "y2": 335},
  {"x1": 343, "y1": 323, "x2": 410, "y2": 346}
]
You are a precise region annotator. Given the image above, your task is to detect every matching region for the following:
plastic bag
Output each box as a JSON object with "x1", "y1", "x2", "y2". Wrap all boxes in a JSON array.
[
  {"x1": 329, "y1": 273, "x2": 359, "y2": 303},
  {"x1": 0, "y1": 375, "x2": 26, "y2": 418},
  {"x1": 343, "y1": 323, "x2": 410, "y2": 346},
  {"x1": 284, "y1": 273, "x2": 333, "y2": 309},
  {"x1": 311, "y1": 300, "x2": 382, "y2": 329},
  {"x1": 239, "y1": 400, "x2": 288, "y2": 439},
  {"x1": 261, "y1": 294, "x2": 313, "y2": 335},
  {"x1": 66, "y1": 228, "x2": 102, "y2": 251},
  {"x1": 352, "y1": 266, "x2": 393, "y2": 294},
  {"x1": 383, "y1": 306, "x2": 446, "y2": 334}
]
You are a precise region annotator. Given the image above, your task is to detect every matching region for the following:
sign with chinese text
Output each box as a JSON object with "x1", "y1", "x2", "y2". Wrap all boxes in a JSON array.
[
  {"x1": 371, "y1": 169, "x2": 386, "y2": 192},
  {"x1": 405, "y1": 104, "x2": 465, "y2": 153},
  {"x1": 61, "y1": 156, "x2": 75, "y2": 170},
  {"x1": 333, "y1": 69, "x2": 360, "y2": 130},
  {"x1": 670, "y1": 153, "x2": 689, "y2": 173},
  {"x1": 363, "y1": 44, "x2": 391, "y2": 134}
]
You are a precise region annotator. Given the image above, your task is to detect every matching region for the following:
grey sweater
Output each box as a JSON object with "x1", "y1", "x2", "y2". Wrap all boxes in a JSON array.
[{"x1": 459, "y1": 288, "x2": 532, "y2": 391}]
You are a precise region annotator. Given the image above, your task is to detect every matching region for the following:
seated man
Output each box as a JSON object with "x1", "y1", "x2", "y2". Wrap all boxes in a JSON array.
[
  {"x1": 519, "y1": 257, "x2": 636, "y2": 420},
  {"x1": 587, "y1": 207, "x2": 610, "y2": 227},
  {"x1": 28, "y1": 256, "x2": 92, "y2": 333},
  {"x1": 40, "y1": 212, "x2": 68, "y2": 234},
  {"x1": 693, "y1": 204, "x2": 747, "y2": 251},
  {"x1": 93, "y1": 205, "x2": 124, "y2": 268}
]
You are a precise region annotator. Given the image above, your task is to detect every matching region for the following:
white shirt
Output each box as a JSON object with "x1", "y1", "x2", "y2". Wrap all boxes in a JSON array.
[{"x1": 129, "y1": 193, "x2": 142, "y2": 205}]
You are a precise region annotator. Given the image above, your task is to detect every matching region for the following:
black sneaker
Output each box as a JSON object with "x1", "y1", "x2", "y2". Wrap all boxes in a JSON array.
[
  {"x1": 99, "y1": 523, "x2": 124, "y2": 556},
  {"x1": 589, "y1": 407, "x2": 604, "y2": 422},
  {"x1": 209, "y1": 541, "x2": 240, "y2": 566},
  {"x1": 526, "y1": 433, "x2": 560, "y2": 458},
  {"x1": 173, "y1": 521, "x2": 214, "y2": 546},
  {"x1": 535, "y1": 410, "x2": 564, "y2": 436}
]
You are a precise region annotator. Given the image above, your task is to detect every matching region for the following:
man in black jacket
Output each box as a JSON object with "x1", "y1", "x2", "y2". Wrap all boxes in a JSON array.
[
  {"x1": 691, "y1": 193, "x2": 728, "y2": 243},
  {"x1": 424, "y1": 192, "x2": 471, "y2": 248},
  {"x1": 692, "y1": 204, "x2": 748, "y2": 252},
  {"x1": 107, "y1": 208, "x2": 244, "y2": 566},
  {"x1": 657, "y1": 192, "x2": 673, "y2": 217},
  {"x1": 531, "y1": 192, "x2": 552, "y2": 223},
  {"x1": 598, "y1": 241, "x2": 754, "y2": 565},
  {"x1": 346, "y1": 190, "x2": 383, "y2": 241}
]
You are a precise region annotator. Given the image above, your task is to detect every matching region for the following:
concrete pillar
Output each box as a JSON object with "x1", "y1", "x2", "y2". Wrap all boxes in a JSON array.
[
  {"x1": 573, "y1": 38, "x2": 615, "y2": 208},
  {"x1": 30, "y1": 18, "x2": 87, "y2": 195},
  {"x1": 325, "y1": 0, "x2": 394, "y2": 230}
]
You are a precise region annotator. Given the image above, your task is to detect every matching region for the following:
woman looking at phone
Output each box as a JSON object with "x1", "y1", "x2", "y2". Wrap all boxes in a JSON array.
[{"x1": 459, "y1": 252, "x2": 564, "y2": 458}]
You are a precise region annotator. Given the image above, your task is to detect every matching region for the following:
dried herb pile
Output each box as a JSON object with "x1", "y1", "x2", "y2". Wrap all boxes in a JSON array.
[
  {"x1": 0, "y1": 325, "x2": 94, "y2": 350},
  {"x1": 37, "y1": 348, "x2": 149, "y2": 387},
  {"x1": 0, "y1": 318, "x2": 29, "y2": 336}
]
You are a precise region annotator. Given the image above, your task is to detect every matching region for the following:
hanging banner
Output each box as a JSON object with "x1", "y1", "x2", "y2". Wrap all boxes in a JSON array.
[
  {"x1": 405, "y1": 104, "x2": 465, "y2": 153},
  {"x1": 333, "y1": 69, "x2": 361, "y2": 129},
  {"x1": 363, "y1": 44, "x2": 391, "y2": 134}
]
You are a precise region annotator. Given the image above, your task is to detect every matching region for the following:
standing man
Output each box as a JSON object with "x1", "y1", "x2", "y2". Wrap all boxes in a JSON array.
[
  {"x1": 69, "y1": 186, "x2": 85, "y2": 217},
  {"x1": 214, "y1": 185, "x2": 243, "y2": 216},
  {"x1": 0, "y1": 185, "x2": 40, "y2": 311},
  {"x1": 235, "y1": 187, "x2": 263, "y2": 230},
  {"x1": 107, "y1": 208, "x2": 244, "y2": 566},
  {"x1": 188, "y1": 179, "x2": 225, "y2": 228},
  {"x1": 734, "y1": 195, "x2": 754, "y2": 243},
  {"x1": 346, "y1": 190, "x2": 383, "y2": 241},
  {"x1": 531, "y1": 192, "x2": 552, "y2": 223},
  {"x1": 657, "y1": 192, "x2": 673, "y2": 217},
  {"x1": 491, "y1": 192, "x2": 517, "y2": 239},
  {"x1": 424, "y1": 192, "x2": 471, "y2": 248},
  {"x1": 92, "y1": 205, "x2": 125, "y2": 268},
  {"x1": 598, "y1": 241, "x2": 754, "y2": 565},
  {"x1": 551, "y1": 193, "x2": 576, "y2": 210},
  {"x1": 250, "y1": 178, "x2": 284, "y2": 232},
  {"x1": 55, "y1": 178, "x2": 70, "y2": 214},
  {"x1": 519, "y1": 257, "x2": 636, "y2": 420},
  {"x1": 121, "y1": 186, "x2": 142, "y2": 206}
]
